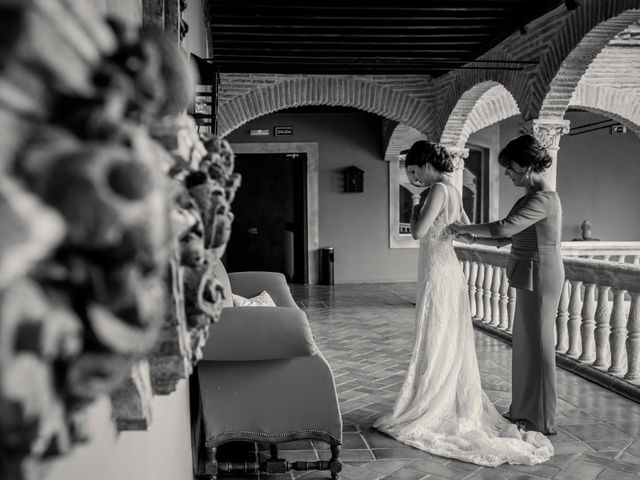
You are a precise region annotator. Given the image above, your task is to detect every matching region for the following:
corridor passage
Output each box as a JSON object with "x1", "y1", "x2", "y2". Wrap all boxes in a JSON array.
[{"x1": 273, "y1": 283, "x2": 640, "y2": 480}]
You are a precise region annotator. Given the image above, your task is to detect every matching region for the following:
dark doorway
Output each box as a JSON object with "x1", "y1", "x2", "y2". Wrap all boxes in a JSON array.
[{"x1": 225, "y1": 152, "x2": 308, "y2": 283}]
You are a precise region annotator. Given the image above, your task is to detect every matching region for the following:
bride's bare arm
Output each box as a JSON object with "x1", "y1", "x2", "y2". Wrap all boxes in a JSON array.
[{"x1": 410, "y1": 184, "x2": 446, "y2": 240}]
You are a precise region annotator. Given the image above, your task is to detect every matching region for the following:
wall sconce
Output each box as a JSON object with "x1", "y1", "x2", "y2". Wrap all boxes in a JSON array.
[{"x1": 343, "y1": 166, "x2": 364, "y2": 193}]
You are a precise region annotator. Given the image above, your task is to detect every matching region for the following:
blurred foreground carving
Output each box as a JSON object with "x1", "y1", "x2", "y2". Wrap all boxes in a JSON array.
[{"x1": 0, "y1": 1, "x2": 238, "y2": 477}]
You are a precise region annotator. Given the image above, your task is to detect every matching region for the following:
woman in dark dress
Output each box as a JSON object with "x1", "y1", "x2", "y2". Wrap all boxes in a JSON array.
[{"x1": 451, "y1": 134, "x2": 564, "y2": 436}]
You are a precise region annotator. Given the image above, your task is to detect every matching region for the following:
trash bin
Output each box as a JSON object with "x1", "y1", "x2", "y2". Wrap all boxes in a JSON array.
[{"x1": 320, "y1": 247, "x2": 334, "y2": 285}]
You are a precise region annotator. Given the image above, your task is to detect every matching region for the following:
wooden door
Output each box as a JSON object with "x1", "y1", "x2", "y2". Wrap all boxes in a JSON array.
[{"x1": 225, "y1": 152, "x2": 307, "y2": 283}]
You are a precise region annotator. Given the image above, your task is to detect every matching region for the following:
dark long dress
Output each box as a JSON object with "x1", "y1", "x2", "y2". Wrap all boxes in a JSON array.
[{"x1": 487, "y1": 191, "x2": 564, "y2": 434}]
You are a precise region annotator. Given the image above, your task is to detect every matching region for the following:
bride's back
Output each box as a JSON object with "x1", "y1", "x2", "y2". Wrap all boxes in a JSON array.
[{"x1": 422, "y1": 182, "x2": 461, "y2": 243}]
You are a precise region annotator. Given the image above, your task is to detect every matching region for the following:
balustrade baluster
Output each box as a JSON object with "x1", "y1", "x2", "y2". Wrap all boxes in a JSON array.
[
  {"x1": 593, "y1": 285, "x2": 612, "y2": 369},
  {"x1": 634, "y1": 256, "x2": 640, "y2": 266},
  {"x1": 474, "y1": 264, "x2": 485, "y2": 320},
  {"x1": 555, "y1": 280, "x2": 570, "y2": 353},
  {"x1": 489, "y1": 266, "x2": 501, "y2": 326},
  {"x1": 566, "y1": 280, "x2": 583, "y2": 357},
  {"x1": 579, "y1": 283, "x2": 597, "y2": 363},
  {"x1": 507, "y1": 286, "x2": 516, "y2": 333},
  {"x1": 483, "y1": 265, "x2": 493, "y2": 323},
  {"x1": 498, "y1": 268, "x2": 509, "y2": 330},
  {"x1": 468, "y1": 262, "x2": 478, "y2": 318},
  {"x1": 608, "y1": 289, "x2": 628, "y2": 376},
  {"x1": 463, "y1": 260, "x2": 470, "y2": 282},
  {"x1": 624, "y1": 292, "x2": 640, "y2": 382}
]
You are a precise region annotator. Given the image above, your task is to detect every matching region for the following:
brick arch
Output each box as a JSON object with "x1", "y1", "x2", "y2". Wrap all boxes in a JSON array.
[
  {"x1": 217, "y1": 76, "x2": 432, "y2": 138},
  {"x1": 383, "y1": 124, "x2": 429, "y2": 162},
  {"x1": 570, "y1": 84, "x2": 640, "y2": 136},
  {"x1": 439, "y1": 82, "x2": 520, "y2": 148},
  {"x1": 533, "y1": 4, "x2": 640, "y2": 120},
  {"x1": 432, "y1": 50, "x2": 528, "y2": 140}
]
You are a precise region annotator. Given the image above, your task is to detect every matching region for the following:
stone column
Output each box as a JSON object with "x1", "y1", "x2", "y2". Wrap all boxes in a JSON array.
[
  {"x1": 445, "y1": 146, "x2": 469, "y2": 194},
  {"x1": 518, "y1": 119, "x2": 570, "y2": 190}
]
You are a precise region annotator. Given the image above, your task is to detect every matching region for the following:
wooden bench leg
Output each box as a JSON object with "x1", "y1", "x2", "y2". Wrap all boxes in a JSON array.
[
  {"x1": 270, "y1": 443, "x2": 279, "y2": 460},
  {"x1": 330, "y1": 444, "x2": 342, "y2": 480},
  {"x1": 204, "y1": 446, "x2": 217, "y2": 480}
]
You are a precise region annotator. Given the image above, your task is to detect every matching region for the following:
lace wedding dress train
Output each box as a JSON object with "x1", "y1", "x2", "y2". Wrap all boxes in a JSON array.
[{"x1": 374, "y1": 183, "x2": 553, "y2": 467}]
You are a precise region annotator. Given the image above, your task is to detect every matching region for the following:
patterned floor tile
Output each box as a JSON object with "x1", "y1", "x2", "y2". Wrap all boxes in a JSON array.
[
  {"x1": 560, "y1": 423, "x2": 632, "y2": 442},
  {"x1": 380, "y1": 468, "x2": 428, "y2": 480},
  {"x1": 549, "y1": 460, "x2": 604, "y2": 480},
  {"x1": 218, "y1": 284, "x2": 640, "y2": 480}
]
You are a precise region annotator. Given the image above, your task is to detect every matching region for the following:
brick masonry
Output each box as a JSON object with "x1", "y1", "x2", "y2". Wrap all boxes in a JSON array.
[{"x1": 216, "y1": 0, "x2": 640, "y2": 150}]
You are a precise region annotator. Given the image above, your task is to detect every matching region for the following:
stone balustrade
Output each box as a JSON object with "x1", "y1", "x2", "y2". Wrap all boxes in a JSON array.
[
  {"x1": 455, "y1": 244, "x2": 640, "y2": 399},
  {"x1": 561, "y1": 241, "x2": 640, "y2": 264}
]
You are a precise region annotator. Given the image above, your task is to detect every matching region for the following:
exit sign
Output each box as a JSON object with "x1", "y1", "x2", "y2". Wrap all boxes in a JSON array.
[{"x1": 274, "y1": 126, "x2": 293, "y2": 136}]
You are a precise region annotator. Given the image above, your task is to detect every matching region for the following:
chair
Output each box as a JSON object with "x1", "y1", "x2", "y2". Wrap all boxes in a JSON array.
[{"x1": 192, "y1": 262, "x2": 343, "y2": 479}]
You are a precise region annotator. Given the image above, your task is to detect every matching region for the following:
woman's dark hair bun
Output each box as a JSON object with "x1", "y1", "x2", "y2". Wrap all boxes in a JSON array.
[
  {"x1": 498, "y1": 134, "x2": 552, "y2": 173},
  {"x1": 405, "y1": 140, "x2": 454, "y2": 173}
]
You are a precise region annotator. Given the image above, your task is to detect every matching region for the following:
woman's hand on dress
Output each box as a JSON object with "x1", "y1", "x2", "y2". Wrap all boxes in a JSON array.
[
  {"x1": 454, "y1": 232, "x2": 476, "y2": 244},
  {"x1": 449, "y1": 221, "x2": 465, "y2": 235}
]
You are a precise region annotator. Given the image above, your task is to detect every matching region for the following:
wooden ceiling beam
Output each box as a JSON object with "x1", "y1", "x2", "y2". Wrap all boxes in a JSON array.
[
  {"x1": 211, "y1": 57, "x2": 521, "y2": 66},
  {"x1": 212, "y1": 7, "x2": 510, "y2": 15},
  {"x1": 212, "y1": 48, "x2": 476, "y2": 55},
  {"x1": 214, "y1": 65, "x2": 525, "y2": 74},
  {"x1": 212, "y1": 25, "x2": 498, "y2": 31},
  {"x1": 212, "y1": 40, "x2": 481, "y2": 46},
  {"x1": 209, "y1": 0, "x2": 530, "y2": 9},
  {"x1": 213, "y1": 14, "x2": 507, "y2": 21},
  {"x1": 207, "y1": 0, "x2": 563, "y2": 78},
  {"x1": 210, "y1": 32, "x2": 492, "y2": 39}
]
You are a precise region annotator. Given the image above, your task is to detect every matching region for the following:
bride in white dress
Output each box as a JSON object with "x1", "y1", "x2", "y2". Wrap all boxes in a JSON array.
[{"x1": 374, "y1": 141, "x2": 553, "y2": 467}]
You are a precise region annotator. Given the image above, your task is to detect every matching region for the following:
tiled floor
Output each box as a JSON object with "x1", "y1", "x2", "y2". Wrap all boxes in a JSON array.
[{"x1": 222, "y1": 283, "x2": 640, "y2": 480}]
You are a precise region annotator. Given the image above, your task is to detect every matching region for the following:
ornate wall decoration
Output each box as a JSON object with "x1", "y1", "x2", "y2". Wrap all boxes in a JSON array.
[{"x1": 0, "y1": 1, "x2": 237, "y2": 477}]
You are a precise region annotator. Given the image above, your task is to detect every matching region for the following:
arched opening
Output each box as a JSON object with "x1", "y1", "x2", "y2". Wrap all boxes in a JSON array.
[
  {"x1": 440, "y1": 82, "x2": 521, "y2": 149},
  {"x1": 535, "y1": 18, "x2": 640, "y2": 240},
  {"x1": 217, "y1": 76, "x2": 432, "y2": 138},
  {"x1": 440, "y1": 82, "x2": 521, "y2": 223},
  {"x1": 536, "y1": 11, "x2": 640, "y2": 121},
  {"x1": 224, "y1": 105, "x2": 423, "y2": 283}
]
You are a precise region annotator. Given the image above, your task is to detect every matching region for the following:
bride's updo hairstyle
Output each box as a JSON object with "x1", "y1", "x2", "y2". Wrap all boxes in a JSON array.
[
  {"x1": 405, "y1": 140, "x2": 454, "y2": 173},
  {"x1": 498, "y1": 134, "x2": 552, "y2": 173}
]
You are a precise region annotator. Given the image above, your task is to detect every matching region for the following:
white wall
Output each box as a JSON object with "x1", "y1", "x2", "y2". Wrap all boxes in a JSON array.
[
  {"x1": 226, "y1": 111, "x2": 420, "y2": 283},
  {"x1": 183, "y1": 0, "x2": 208, "y2": 57},
  {"x1": 45, "y1": 380, "x2": 192, "y2": 480},
  {"x1": 498, "y1": 112, "x2": 640, "y2": 241}
]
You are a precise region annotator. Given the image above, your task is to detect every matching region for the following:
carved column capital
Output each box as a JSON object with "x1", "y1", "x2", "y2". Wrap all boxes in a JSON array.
[{"x1": 518, "y1": 119, "x2": 570, "y2": 152}]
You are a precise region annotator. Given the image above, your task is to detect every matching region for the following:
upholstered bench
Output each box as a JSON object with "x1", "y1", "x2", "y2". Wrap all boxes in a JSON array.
[{"x1": 192, "y1": 264, "x2": 342, "y2": 479}]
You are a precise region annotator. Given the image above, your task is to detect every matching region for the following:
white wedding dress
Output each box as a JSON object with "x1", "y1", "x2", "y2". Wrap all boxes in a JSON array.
[{"x1": 374, "y1": 182, "x2": 553, "y2": 466}]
